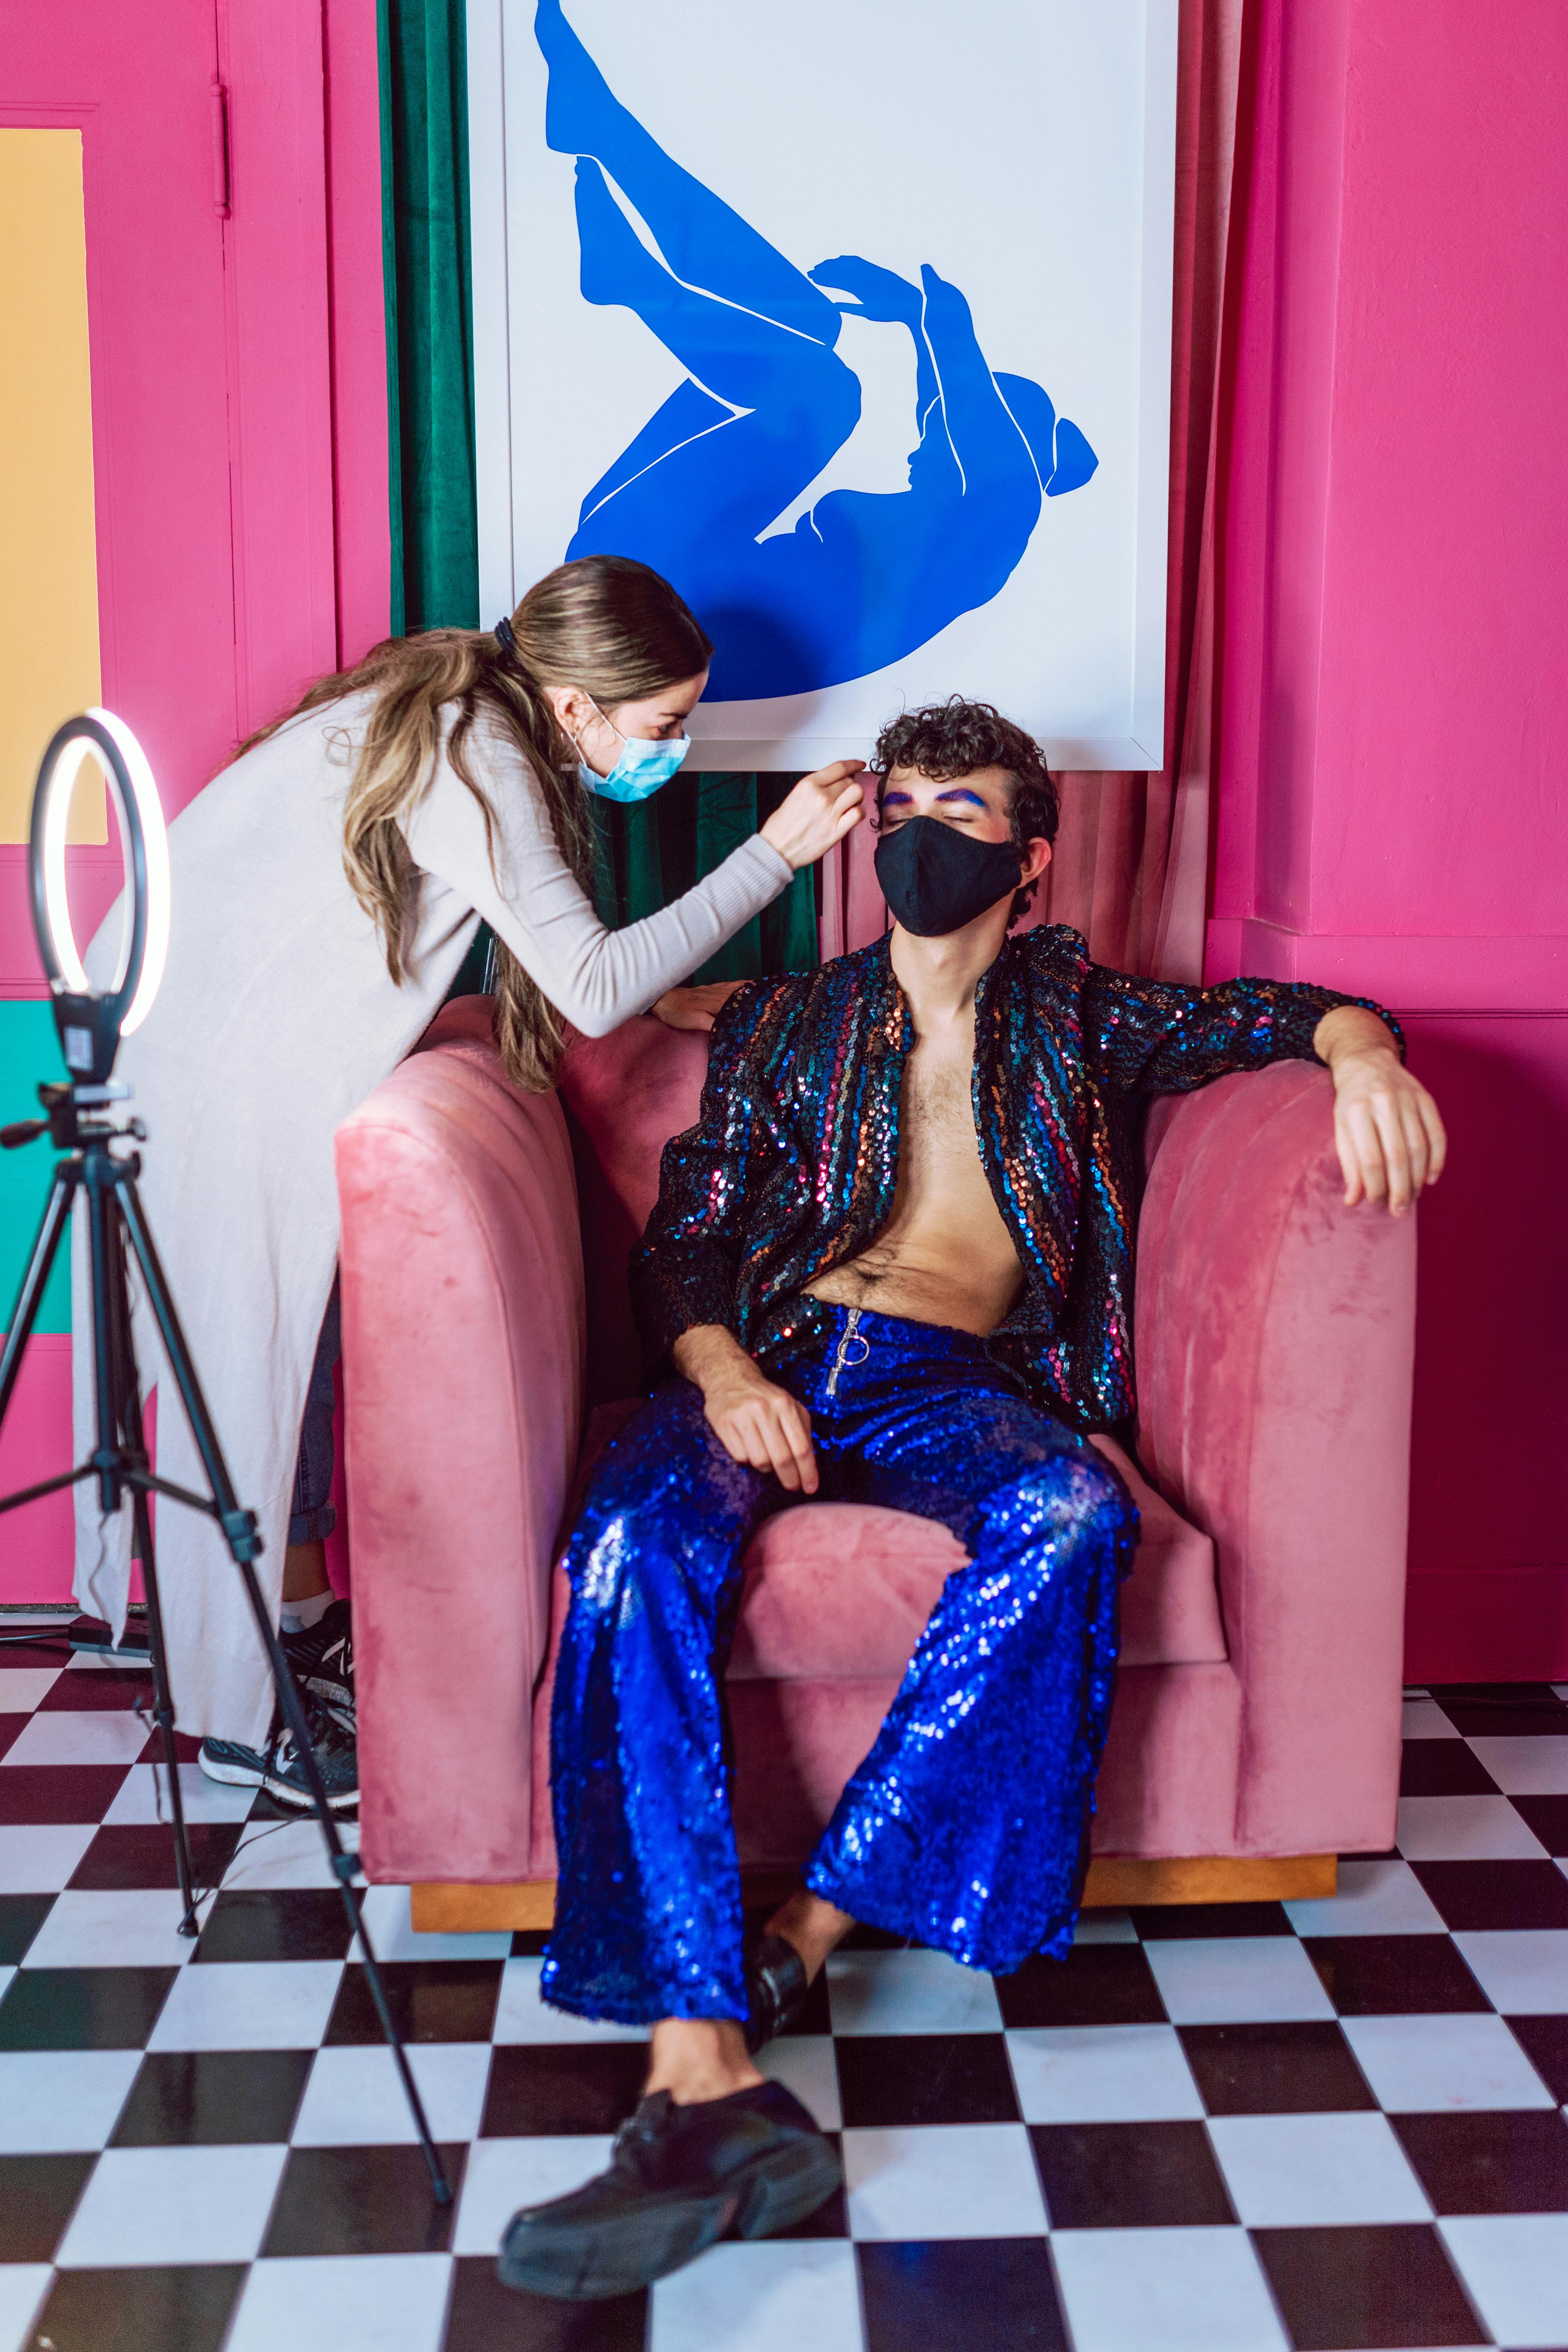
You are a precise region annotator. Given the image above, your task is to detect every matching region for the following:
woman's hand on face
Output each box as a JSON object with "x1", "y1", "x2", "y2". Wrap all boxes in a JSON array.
[
  {"x1": 759, "y1": 761, "x2": 868, "y2": 871},
  {"x1": 652, "y1": 981, "x2": 745, "y2": 1033}
]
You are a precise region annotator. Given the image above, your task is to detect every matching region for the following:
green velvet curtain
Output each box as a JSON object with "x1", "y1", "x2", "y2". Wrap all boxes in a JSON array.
[
  {"x1": 592, "y1": 774, "x2": 820, "y2": 983},
  {"x1": 377, "y1": 0, "x2": 817, "y2": 981},
  {"x1": 379, "y1": 0, "x2": 479, "y2": 635}
]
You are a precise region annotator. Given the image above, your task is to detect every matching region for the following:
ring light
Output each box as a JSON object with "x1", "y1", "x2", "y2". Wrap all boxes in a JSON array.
[{"x1": 28, "y1": 710, "x2": 170, "y2": 1081}]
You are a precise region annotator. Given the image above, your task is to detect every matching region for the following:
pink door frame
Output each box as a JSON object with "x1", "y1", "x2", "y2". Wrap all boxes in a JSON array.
[
  {"x1": 1207, "y1": 0, "x2": 1568, "y2": 1677},
  {"x1": 0, "y1": 0, "x2": 389, "y2": 1600}
]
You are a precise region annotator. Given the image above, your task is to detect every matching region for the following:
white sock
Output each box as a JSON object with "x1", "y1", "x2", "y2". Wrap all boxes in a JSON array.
[{"x1": 280, "y1": 1587, "x2": 334, "y2": 1636}]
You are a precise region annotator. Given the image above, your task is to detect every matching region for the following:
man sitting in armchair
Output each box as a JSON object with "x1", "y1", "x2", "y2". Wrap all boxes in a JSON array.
[{"x1": 500, "y1": 699, "x2": 1446, "y2": 2302}]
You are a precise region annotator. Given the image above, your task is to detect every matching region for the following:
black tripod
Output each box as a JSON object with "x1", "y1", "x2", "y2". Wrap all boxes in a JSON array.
[{"x1": 0, "y1": 1079, "x2": 452, "y2": 2203}]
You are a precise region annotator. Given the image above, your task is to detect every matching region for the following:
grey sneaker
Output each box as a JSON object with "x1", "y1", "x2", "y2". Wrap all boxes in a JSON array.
[{"x1": 199, "y1": 1699, "x2": 358, "y2": 1811}]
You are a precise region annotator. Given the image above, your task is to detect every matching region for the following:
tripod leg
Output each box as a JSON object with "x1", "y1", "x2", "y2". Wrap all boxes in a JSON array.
[
  {"x1": 116, "y1": 1169, "x2": 451, "y2": 2200},
  {"x1": 0, "y1": 1160, "x2": 77, "y2": 1427},
  {"x1": 86, "y1": 1154, "x2": 126, "y2": 1515},
  {"x1": 132, "y1": 1496, "x2": 201, "y2": 1935},
  {"x1": 228, "y1": 1553, "x2": 453, "y2": 2203},
  {"x1": 102, "y1": 1196, "x2": 201, "y2": 1935}
]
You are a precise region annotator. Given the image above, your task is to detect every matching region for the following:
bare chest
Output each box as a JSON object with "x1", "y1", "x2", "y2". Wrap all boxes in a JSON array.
[
  {"x1": 890, "y1": 1033, "x2": 1009, "y2": 1240},
  {"x1": 804, "y1": 1016, "x2": 1021, "y2": 1327}
]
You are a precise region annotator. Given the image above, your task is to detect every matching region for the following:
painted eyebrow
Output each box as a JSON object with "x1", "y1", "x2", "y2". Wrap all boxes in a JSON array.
[{"x1": 880, "y1": 785, "x2": 986, "y2": 807}]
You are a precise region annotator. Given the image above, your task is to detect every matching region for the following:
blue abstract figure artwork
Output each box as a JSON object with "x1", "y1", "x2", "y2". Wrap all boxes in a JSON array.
[{"x1": 537, "y1": 0, "x2": 1098, "y2": 704}]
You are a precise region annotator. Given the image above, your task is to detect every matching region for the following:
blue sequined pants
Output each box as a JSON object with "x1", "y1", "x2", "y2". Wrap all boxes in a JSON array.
[{"x1": 540, "y1": 1303, "x2": 1137, "y2": 2024}]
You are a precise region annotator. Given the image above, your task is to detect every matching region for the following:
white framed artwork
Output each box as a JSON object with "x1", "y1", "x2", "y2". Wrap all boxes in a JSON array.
[{"x1": 468, "y1": 0, "x2": 1178, "y2": 771}]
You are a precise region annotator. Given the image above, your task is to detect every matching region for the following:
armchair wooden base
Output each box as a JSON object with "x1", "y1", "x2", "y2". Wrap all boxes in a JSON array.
[{"x1": 409, "y1": 1853, "x2": 1337, "y2": 1936}]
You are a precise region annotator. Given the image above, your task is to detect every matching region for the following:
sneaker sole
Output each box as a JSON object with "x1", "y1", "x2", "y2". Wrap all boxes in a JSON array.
[
  {"x1": 495, "y1": 2135, "x2": 842, "y2": 2301},
  {"x1": 197, "y1": 1749, "x2": 357, "y2": 1812}
]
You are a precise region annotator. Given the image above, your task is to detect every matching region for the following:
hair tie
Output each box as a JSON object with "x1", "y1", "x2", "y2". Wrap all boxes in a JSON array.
[{"x1": 494, "y1": 615, "x2": 519, "y2": 662}]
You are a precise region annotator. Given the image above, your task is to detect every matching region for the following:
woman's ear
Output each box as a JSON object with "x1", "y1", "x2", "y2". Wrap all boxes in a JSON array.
[{"x1": 545, "y1": 683, "x2": 588, "y2": 740}]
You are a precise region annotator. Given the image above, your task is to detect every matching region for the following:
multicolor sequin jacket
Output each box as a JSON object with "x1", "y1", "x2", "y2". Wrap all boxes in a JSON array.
[{"x1": 631, "y1": 929, "x2": 1393, "y2": 1429}]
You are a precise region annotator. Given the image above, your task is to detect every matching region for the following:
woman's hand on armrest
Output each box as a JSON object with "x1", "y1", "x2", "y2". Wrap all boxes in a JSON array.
[
  {"x1": 1314, "y1": 1005, "x2": 1447, "y2": 1214},
  {"x1": 652, "y1": 982, "x2": 745, "y2": 1033},
  {"x1": 672, "y1": 1324, "x2": 818, "y2": 1492}
]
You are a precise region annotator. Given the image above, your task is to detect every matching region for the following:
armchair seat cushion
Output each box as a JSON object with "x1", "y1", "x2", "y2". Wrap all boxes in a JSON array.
[{"x1": 570, "y1": 1406, "x2": 1227, "y2": 1680}]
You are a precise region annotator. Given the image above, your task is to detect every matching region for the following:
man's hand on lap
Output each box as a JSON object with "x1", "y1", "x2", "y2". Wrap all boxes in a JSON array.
[
  {"x1": 1313, "y1": 1005, "x2": 1447, "y2": 1214},
  {"x1": 672, "y1": 1325, "x2": 819, "y2": 1493}
]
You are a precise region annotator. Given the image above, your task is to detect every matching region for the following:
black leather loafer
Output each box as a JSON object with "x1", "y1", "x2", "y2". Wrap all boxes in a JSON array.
[
  {"x1": 744, "y1": 1931, "x2": 810, "y2": 2052},
  {"x1": 497, "y1": 2079, "x2": 841, "y2": 2301}
]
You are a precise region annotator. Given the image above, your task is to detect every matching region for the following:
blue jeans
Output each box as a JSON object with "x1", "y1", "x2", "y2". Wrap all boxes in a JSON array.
[
  {"x1": 540, "y1": 1301, "x2": 1137, "y2": 2025},
  {"x1": 289, "y1": 1283, "x2": 340, "y2": 1546}
]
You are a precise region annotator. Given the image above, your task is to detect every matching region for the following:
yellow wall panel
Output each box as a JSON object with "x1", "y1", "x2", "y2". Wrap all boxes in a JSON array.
[{"x1": 0, "y1": 128, "x2": 105, "y2": 844}]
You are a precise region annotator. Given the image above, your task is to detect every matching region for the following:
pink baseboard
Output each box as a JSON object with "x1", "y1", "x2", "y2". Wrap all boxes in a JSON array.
[{"x1": 0, "y1": 1336, "x2": 75, "y2": 1602}]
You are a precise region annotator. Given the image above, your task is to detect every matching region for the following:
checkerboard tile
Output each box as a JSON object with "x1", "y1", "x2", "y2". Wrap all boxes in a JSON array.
[{"x1": 1, "y1": 1637, "x2": 1566, "y2": 2350}]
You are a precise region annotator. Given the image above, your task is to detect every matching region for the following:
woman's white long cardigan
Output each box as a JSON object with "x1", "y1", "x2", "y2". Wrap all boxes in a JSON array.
[{"x1": 71, "y1": 697, "x2": 790, "y2": 1743}]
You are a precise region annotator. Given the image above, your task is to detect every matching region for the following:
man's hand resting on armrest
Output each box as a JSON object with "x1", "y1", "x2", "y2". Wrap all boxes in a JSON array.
[
  {"x1": 1313, "y1": 1005, "x2": 1447, "y2": 1215},
  {"x1": 672, "y1": 1325, "x2": 820, "y2": 1493}
]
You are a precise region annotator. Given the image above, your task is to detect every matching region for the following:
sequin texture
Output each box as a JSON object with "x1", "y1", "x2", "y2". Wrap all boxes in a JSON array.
[
  {"x1": 542, "y1": 1307, "x2": 1138, "y2": 2023},
  {"x1": 631, "y1": 928, "x2": 1393, "y2": 1429}
]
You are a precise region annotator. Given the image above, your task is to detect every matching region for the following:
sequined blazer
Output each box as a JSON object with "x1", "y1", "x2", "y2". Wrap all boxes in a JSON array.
[{"x1": 631, "y1": 929, "x2": 1393, "y2": 1429}]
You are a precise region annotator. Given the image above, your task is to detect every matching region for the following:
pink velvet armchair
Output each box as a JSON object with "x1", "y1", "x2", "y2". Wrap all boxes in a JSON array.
[{"x1": 335, "y1": 996, "x2": 1416, "y2": 1928}]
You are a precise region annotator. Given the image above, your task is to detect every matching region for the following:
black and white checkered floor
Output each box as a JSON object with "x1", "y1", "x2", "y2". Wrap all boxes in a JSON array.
[{"x1": 2, "y1": 1629, "x2": 1566, "y2": 2352}]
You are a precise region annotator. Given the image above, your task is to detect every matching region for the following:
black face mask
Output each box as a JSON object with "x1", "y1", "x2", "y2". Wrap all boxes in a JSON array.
[{"x1": 873, "y1": 815, "x2": 1023, "y2": 937}]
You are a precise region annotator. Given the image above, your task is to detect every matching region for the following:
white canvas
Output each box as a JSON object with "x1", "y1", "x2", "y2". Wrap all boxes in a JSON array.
[{"x1": 469, "y1": 0, "x2": 1177, "y2": 768}]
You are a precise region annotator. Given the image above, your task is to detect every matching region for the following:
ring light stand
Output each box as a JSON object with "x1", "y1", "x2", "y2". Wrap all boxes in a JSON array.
[{"x1": 0, "y1": 714, "x2": 451, "y2": 2203}]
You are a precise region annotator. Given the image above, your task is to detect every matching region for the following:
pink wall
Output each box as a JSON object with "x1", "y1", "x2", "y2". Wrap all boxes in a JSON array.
[
  {"x1": 1207, "y1": 0, "x2": 1568, "y2": 1676},
  {"x1": 323, "y1": 0, "x2": 394, "y2": 671},
  {"x1": 9, "y1": 0, "x2": 1562, "y2": 1685},
  {"x1": 1, "y1": 0, "x2": 238, "y2": 995},
  {"x1": 0, "y1": 0, "x2": 389, "y2": 1602},
  {"x1": 0, "y1": 0, "x2": 389, "y2": 995}
]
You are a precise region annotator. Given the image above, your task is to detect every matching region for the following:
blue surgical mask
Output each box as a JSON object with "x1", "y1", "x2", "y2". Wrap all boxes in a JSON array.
[{"x1": 574, "y1": 697, "x2": 690, "y2": 803}]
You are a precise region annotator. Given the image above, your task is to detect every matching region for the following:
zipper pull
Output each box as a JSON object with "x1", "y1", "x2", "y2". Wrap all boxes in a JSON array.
[{"x1": 826, "y1": 1306, "x2": 867, "y2": 1397}]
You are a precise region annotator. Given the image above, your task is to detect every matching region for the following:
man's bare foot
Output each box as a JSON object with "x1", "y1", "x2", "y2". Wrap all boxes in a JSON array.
[
  {"x1": 643, "y1": 1895, "x2": 857, "y2": 2098},
  {"x1": 764, "y1": 1888, "x2": 855, "y2": 1983},
  {"x1": 644, "y1": 2017, "x2": 762, "y2": 2106}
]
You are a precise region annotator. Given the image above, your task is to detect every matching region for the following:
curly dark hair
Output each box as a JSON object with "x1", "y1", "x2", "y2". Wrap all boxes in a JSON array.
[{"x1": 872, "y1": 698, "x2": 1058, "y2": 925}]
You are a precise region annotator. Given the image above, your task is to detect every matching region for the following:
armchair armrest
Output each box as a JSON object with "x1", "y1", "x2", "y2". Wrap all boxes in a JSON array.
[
  {"x1": 336, "y1": 1001, "x2": 585, "y2": 1884},
  {"x1": 1135, "y1": 1062, "x2": 1416, "y2": 1855}
]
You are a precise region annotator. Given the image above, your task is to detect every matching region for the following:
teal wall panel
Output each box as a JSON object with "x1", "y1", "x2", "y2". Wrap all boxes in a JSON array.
[{"x1": 0, "y1": 1002, "x2": 70, "y2": 1333}]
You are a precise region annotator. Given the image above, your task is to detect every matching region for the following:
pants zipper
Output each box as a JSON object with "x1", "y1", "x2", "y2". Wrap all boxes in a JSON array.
[{"x1": 826, "y1": 1306, "x2": 870, "y2": 1397}]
